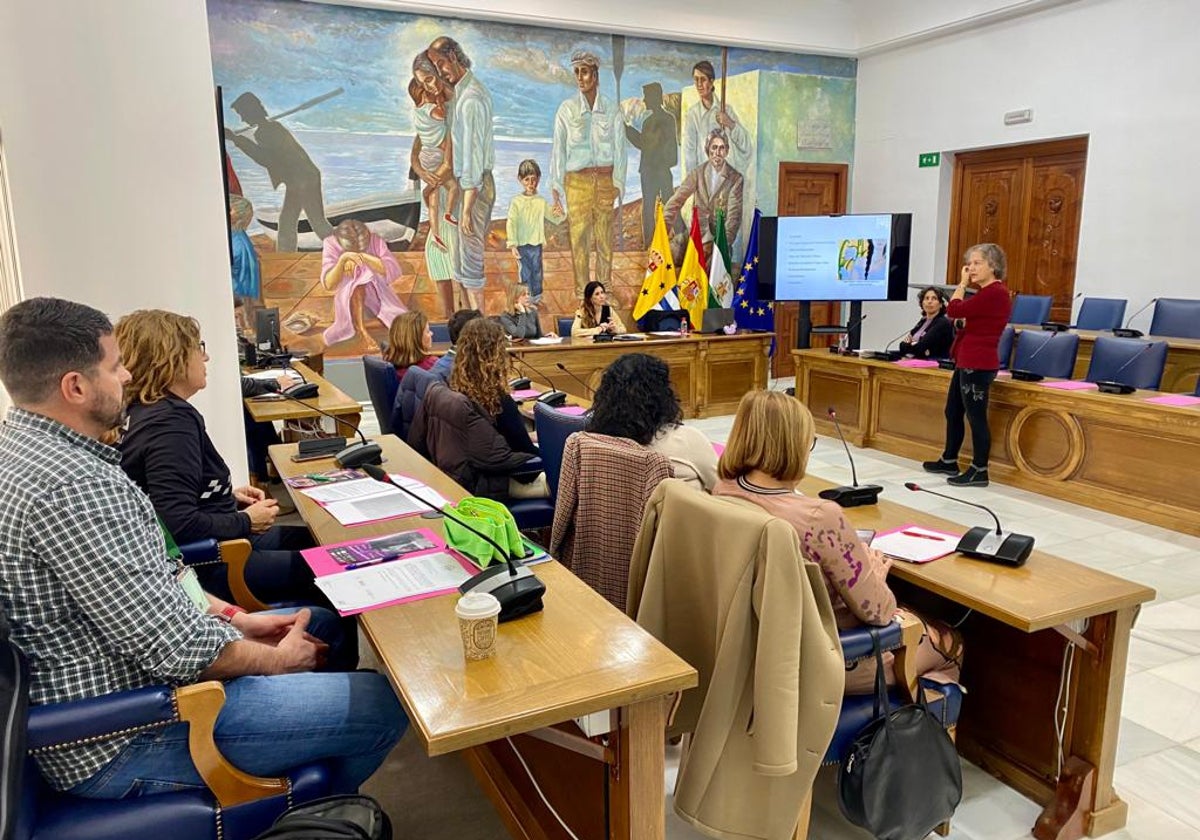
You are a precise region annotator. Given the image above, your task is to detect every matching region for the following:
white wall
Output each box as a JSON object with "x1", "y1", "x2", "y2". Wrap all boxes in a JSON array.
[
  {"x1": 853, "y1": 0, "x2": 1200, "y2": 348},
  {"x1": 0, "y1": 0, "x2": 247, "y2": 477}
]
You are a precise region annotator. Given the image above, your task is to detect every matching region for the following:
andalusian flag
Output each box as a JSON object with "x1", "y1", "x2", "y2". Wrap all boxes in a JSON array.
[
  {"x1": 709, "y1": 209, "x2": 734, "y2": 308},
  {"x1": 677, "y1": 206, "x2": 710, "y2": 330},
  {"x1": 632, "y1": 200, "x2": 678, "y2": 320}
]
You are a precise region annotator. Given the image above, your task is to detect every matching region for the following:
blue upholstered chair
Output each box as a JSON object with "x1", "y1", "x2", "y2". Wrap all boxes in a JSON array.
[
  {"x1": 1074, "y1": 298, "x2": 1126, "y2": 331},
  {"x1": 16, "y1": 657, "x2": 332, "y2": 840},
  {"x1": 997, "y1": 325, "x2": 1016, "y2": 369},
  {"x1": 557, "y1": 317, "x2": 574, "y2": 338},
  {"x1": 1009, "y1": 294, "x2": 1053, "y2": 325},
  {"x1": 1148, "y1": 298, "x2": 1200, "y2": 339},
  {"x1": 1084, "y1": 336, "x2": 1169, "y2": 390},
  {"x1": 394, "y1": 365, "x2": 442, "y2": 444},
  {"x1": 429, "y1": 321, "x2": 451, "y2": 344},
  {"x1": 1011, "y1": 329, "x2": 1080, "y2": 379},
  {"x1": 1194, "y1": 377, "x2": 1200, "y2": 397},
  {"x1": 533, "y1": 402, "x2": 590, "y2": 503},
  {"x1": 362, "y1": 355, "x2": 400, "y2": 436}
]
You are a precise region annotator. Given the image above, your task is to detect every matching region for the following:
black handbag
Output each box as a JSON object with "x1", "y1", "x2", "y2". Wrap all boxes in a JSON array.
[
  {"x1": 838, "y1": 627, "x2": 962, "y2": 840},
  {"x1": 253, "y1": 794, "x2": 392, "y2": 840}
]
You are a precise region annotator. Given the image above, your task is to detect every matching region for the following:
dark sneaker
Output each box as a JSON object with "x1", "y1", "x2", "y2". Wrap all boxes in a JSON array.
[
  {"x1": 948, "y1": 466, "x2": 989, "y2": 487},
  {"x1": 922, "y1": 459, "x2": 959, "y2": 475}
]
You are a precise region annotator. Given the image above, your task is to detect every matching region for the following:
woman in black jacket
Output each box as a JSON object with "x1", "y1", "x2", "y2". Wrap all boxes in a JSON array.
[
  {"x1": 115, "y1": 310, "x2": 321, "y2": 606},
  {"x1": 898, "y1": 286, "x2": 954, "y2": 359}
]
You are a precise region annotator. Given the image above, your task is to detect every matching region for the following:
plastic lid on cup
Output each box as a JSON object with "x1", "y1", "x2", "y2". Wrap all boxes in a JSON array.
[{"x1": 456, "y1": 592, "x2": 501, "y2": 620}]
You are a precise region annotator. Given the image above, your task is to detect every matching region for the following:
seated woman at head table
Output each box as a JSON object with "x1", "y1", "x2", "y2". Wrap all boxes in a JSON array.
[
  {"x1": 384, "y1": 310, "x2": 438, "y2": 383},
  {"x1": 571, "y1": 280, "x2": 627, "y2": 338},
  {"x1": 898, "y1": 285, "x2": 954, "y2": 359},
  {"x1": 713, "y1": 390, "x2": 963, "y2": 694},
  {"x1": 499, "y1": 283, "x2": 548, "y2": 340},
  {"x1": 586, "y1": 353, "x2": 717, "y2": 492}
]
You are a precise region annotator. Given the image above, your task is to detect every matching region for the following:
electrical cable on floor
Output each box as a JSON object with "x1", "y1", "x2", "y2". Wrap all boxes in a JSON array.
[
  {"x1": 950, "y1": 608, "x2": 973, "y2": 629},
  {"x1": 506, "y1": 736, "x2": 584, "y2": 840},
  {"x1": 1054, "y1": 641, "x2": 1076, "y2": 780}
]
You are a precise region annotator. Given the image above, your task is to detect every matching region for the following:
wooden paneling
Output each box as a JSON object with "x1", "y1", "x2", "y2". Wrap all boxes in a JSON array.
[
  {"x1": 793, "y1": 349, "x2": 1200, "y2": 536},
  {"x1": 949, "y1": 138, "x2": 1088, "y2": 323},
  {"x1": 774, "y1": 163, "x2": 849, "y2": 377}
]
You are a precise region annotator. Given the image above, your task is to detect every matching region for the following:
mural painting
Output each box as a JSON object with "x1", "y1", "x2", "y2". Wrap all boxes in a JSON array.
[{"x1": 208, "y1": 0, "x2": 856, "y2": 358}]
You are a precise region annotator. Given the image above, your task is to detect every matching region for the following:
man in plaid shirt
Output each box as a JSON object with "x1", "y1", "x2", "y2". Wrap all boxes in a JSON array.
[{"x1": 0, "y1": 298, "x2": 404, "y2": 798}]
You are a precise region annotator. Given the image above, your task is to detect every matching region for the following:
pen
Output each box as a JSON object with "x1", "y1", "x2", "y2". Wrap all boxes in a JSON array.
[
  {"x1": 305, "y1": 473, "x2": 333, "y2": 482},
  {"x1": 344, "y1": 553, "x2": 402, "y2": 571},
  {"x1": 901, "y1": 530, "x2": 946, "y2": 541}
]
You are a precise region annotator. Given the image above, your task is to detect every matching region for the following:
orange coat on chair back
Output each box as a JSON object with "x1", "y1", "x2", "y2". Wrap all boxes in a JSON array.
[{"x1": 628, "y1": 480, "x2": 845, "y2": 840}]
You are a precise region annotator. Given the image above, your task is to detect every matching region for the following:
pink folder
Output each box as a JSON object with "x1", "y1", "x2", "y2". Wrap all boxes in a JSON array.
[
  {"x1": 1144, "y1": 394, "x2": 1200, "y2": 407},
  {"x1": 894, "y1": 359, "x2": 940, "y2": 368},
  {"x1": 1040, "y1": 380, "x2": 1099, "y2": 391},
  {"x1": 556, "y1": 405, "x2": 588, "y2": 416}
]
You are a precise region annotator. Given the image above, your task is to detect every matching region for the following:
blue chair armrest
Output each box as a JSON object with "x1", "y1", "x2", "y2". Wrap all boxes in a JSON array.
[
  {"x1": 28, "y1": 685, "x2": 177, "y2": 752},
  {"x1": 838, "y1": 620, "x2": 903, "y2": 663},
  {"x1": 176, "y1": 538, "x2": 219, "y2": 566}
]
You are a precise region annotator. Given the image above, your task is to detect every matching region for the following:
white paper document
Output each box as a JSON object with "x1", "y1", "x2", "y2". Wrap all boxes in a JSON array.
[
  {"x1": 388, "y1": 474, "x2": 449, "y2": 509},
  {"x1": 246, "y1": 368, "x2": 300, "y2": 381},
  {"x1": 315, "y1": 551, "x2": 471, "y2": 611},
  {"x1": 871, "y1": 525, "x2": 959, "y2": 564},
  {"x1": 301, "y1": 477, "x2": 432, "y2": 526},
  {"x1": 528, "y1": 336, "x2": 564, "y2": 345}
]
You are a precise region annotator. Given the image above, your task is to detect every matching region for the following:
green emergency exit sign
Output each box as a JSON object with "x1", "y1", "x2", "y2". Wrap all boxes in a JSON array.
[{"x1": 919, "y1": 152, "x2": 940, "y2": 168}]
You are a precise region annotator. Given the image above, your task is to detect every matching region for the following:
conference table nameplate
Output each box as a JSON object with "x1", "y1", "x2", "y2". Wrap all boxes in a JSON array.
[
  {"x1": 503, "y1": 331, "x2": 772, "y2": 418},
  {"x1": 798, "y1": 473, "x2": 1153, "y2": 839},
  {"x1": 793, "y1": 349, "x2": 1200, "y2": 536},
  {"x1": 269, "y1": 436, "x2": 696, "y2": 840}
]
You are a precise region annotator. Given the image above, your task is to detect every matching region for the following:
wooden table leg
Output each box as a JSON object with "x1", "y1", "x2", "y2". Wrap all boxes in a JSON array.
[{"x1": 609, "y1": 697, "x2": 668, "y2": 840}]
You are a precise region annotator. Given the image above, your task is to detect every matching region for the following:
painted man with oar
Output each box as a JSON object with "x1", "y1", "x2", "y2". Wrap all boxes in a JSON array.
[{"x1": 225, "y1": 91, "x2": 335, "y2": 253}]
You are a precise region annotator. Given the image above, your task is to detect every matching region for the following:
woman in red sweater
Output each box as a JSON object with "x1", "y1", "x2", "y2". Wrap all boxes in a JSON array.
[{"x1": 923, "y1": 243, "x2": 1012, "y2": 487}]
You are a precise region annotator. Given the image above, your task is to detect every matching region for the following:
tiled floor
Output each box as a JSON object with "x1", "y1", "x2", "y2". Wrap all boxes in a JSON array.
[{"x1": 353, "y1": 388, "x2": 1200, "y2": 839}]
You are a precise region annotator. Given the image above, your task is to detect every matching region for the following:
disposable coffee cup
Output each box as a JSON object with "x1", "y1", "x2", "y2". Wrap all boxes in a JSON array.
[{"x1": 455, "y1": 592, "x2": 501, "y2": 661}]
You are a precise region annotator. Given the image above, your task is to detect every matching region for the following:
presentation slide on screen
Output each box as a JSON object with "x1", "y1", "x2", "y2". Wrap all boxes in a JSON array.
[{"x1": 775, "y1": 214, "x2": 892, "y2": 300}]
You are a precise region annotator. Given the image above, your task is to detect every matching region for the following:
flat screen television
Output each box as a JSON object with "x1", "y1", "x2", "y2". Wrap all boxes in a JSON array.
[
  {"x1": 757, "y1": 213, "x2": 911, "y2": 302},
  {"x1": 255, "y1": 306, "x2": 281, "y2": 352}
]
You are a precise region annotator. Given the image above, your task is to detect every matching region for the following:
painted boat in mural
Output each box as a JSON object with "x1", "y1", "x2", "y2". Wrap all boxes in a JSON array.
[{"x1": 256, "y1": 190, "x2": 422, "y2": 251}]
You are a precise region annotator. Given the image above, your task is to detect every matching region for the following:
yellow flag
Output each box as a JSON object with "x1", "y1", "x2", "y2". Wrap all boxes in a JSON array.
[
  {"x1": 676, "y1": 206, "x2": 710, "y2": 330},
  {"x1": 632, "y1": 200, "x2": 678, "y2": 320}
]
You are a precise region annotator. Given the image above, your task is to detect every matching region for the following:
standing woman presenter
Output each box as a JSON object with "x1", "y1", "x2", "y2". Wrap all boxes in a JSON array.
[{"x1": 923, "y1": 243, "x2": 1012, "y2": 487}]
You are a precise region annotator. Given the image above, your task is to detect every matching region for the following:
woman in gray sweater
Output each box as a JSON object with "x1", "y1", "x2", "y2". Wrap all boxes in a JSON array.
[{"x1": 499, "y1": 283, "x2": 545, "y2": 339}]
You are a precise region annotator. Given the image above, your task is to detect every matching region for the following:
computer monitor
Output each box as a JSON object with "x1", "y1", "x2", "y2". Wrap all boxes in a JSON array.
[{"x1": 255, "y1": 307, "x2": 281, "y2": 352}]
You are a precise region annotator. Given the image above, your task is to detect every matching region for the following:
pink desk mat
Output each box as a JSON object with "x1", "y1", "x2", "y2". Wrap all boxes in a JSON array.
[
  {"x1": 1144, "y1": 394, "x2": 1200, "y2": 407},
  {"x1": 894, "y1": 359, "x2": 940, "y2": 368},
  {"x1": 556, "y1": 405, "x2": 588, "y2": 416},
  {"x1": 510, "y1": 388, "x2": 542, "y2": 400},
  {"x1": 1040, "y1": 380, "x2": 1099, "y2": 391}
]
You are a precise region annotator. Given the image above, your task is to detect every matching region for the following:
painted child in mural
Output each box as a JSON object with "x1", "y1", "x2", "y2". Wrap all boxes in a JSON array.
[
  {"x1": 320, "y1": 219, "x2": 406, "y2": 352},
  {"x1": 408, "y1": 53, "x2": 460, "y2": 254},
  {"x1": 506, "y1": 160, "x2": 566, "y2": 304},
  {"x1": 229, "y1": 194, "x2": 261, "y2": 334}
]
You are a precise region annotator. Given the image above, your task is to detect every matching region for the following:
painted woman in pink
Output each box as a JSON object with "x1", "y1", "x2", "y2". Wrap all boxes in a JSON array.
[{"x1": 320, "y1": 219, "x2": 406, "y2": 351}]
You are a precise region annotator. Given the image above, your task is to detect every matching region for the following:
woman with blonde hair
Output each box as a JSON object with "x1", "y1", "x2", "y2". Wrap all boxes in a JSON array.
[
  {"x1": 411, "y1": 318, "x2": 546, "y2": 499},
  {"x1": 713, "y1": 390, "x2": 961, "y2": 693},
  {"x1": 383, "y1": 310, "x2": 437, "y2": 382},
  {"x1": 115, "y1": 310, "x2": 326, "y2": 609},
  {"x1": 499, "y1": 283, "x2": 544, "y2": 340}
]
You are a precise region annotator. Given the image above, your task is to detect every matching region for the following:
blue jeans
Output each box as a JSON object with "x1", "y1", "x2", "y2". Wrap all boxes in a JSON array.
[{"x1": 70, "y1": 670, "x2": 405, "y2": 799}]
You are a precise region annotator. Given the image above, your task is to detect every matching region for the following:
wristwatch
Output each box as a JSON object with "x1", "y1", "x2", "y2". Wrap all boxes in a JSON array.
[{"x1": 215, "y1": 605, "x2": 246, "y2": 623}]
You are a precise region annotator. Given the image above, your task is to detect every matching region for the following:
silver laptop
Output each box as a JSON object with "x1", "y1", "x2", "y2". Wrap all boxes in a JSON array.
[{"x1": 701, "y1": 308, "x2": 736, "y2": 333}]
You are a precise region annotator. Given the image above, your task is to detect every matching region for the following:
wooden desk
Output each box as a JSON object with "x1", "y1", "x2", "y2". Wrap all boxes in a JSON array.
[
  {"x1": 270, "y1": 436, "x2": 697, "y2": 840},
  {"x1": 793, "y1": 349, "x2": 1200, "y2": 535},
  {"x1": 798, "y1": 473, "x2": 1154, "y2": 838},
  {"x1": 1010, "y1": 325, "x2": 1200, "y2": 394},
  {"x1": 244, "y1": 361, "x2": 362, "y2": 431},
  {"x1": 506, "y1": 332, "x2": 772, "y2": 417}
]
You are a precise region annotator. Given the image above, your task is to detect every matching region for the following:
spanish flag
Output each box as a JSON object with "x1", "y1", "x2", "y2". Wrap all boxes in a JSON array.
[
  {"x1": 632, "y1": 200, "x2": 678, "y2": 320},
  {"x1": 677, "y1": 206, "x2": 710, "y2": 330}
]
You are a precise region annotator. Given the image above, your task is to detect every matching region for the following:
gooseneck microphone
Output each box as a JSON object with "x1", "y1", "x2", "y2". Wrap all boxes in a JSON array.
[
  {"x1": 361, "y1": 464, "x2": 545, "y2": 621},
  {"x1": 861, "y1": 328, "x2": 911, "y2": 362},
  {"x1": 511, "y1": 357, "x2": 567, "y2": 407},
  {"x1": 905, "y1": 482, "x2": 1033, "y2": 566},
  {"x1": 1009, "y1": 330, "x2": 1058, "y2": 382},
  {"x1": 817, "y1": 407, "x2": 882, "y2": 507},
  {"x1": 1042, "y1": 292, "x2": 1082, "y2": 332},
  {"x1": 554, "y1": 362, "x2": 594, "y2": 396},
  {"x1": 1113, "y1": 298, "x2": 1157, "y2": 339},
  {"x1": 1096, "y1": 341, "x2": 1157, "y2": 394},
  {"x1": 269, "y1": 388, "x2": 383, "y2": 468}
]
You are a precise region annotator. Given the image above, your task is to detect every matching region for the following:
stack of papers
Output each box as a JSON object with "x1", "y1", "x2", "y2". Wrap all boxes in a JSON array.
[
  {"x1": 529, "y1": 335, "x2": 563, "y2": 345},
  {"x1": 315, "y1": 551, "x2": 475, "y2": 614},
  {"x1": 299, "y1": 474, "x2": 448, "y2": 526},
  {"x1": 871, "y1": 524, "x2": 960, "y2": 564}
]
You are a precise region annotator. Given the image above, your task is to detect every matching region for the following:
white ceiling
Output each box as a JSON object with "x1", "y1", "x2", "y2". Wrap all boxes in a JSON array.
[{"x1": 307, "y1": 0, "x2": 1089, "y2": 55}]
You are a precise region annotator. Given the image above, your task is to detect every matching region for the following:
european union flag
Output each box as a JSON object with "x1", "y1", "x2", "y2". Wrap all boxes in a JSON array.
[{"x1": 733, "y1": 209, "x2": 775, "y2": 337}]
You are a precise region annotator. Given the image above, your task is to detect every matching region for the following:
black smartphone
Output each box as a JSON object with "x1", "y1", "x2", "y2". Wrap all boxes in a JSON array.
[{"x1": 600, "y1": 304, "x2": 611, "y2": 324}]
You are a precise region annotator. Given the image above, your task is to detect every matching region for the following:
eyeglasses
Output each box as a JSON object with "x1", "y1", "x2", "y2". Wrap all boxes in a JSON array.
[
  {"x1": 198, "y1": 341, "x2": 207, "y2": 354},
  {"x1": 810, "y1": 437, "x2": 818, "y2": 452}
]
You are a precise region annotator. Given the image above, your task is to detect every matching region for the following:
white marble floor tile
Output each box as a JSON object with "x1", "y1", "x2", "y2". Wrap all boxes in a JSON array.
[
  {"x1": 1121, "y1": 671, "x2": 1200, "y2": 743},
  {"x1": 1114, "y1": 746, "x2": 1200, "y2": 831},
  {"x1": 1100, "y1": 788, "x2": 1200, "y2": 840},
  {"x1": 1117, "y1": 718, "x2": 1179, "y2": 766},
  {"x1": 1148, "y1": 655, "x2": 1200, "y2": 693},
  {"x1": 1120, "y1": 555, "x2": 1200, "y2": 604},
  {"x1": 1126, "y1": 635, "x2": 1195, "y2": 674}
]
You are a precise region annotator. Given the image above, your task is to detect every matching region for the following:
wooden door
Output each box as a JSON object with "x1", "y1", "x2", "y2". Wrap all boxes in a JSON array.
[
  {"x1": 774, "y1": 163, "x2": 849, "y2": 377},
  {"x1": 948, "y1": 138, "x2": 1087, "y2": 323}
]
